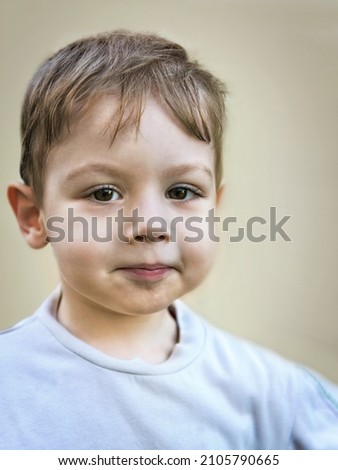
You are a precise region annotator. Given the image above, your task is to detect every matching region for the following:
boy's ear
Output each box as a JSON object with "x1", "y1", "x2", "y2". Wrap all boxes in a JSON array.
[
  {"x1": 216, "y1": 182, "x2": 225, "y2": 207},
  {"x1": 7, "y1": 182, "x2": 48, "y2": 249}
]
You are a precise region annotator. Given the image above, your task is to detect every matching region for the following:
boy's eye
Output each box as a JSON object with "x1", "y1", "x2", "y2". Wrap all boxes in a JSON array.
[
  {"x1": 166, "y1": 186, "x2": 202, "y2": 201},
  {"x1": 90, "y1": 186, "x2": 121, "y2": 202}
]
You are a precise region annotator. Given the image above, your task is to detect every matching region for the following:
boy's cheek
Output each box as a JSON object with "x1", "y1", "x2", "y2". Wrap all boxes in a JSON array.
[
  {"x1": 50, "y1": 239, "x2": 111, "y2": 287},
  {"x1": 45, "y1": 214, "x2": 112, "y2": 244},
  {"x1": 180, "y1": 223, "x2": 218, "y2": 266},
  {"x1": 176, "y1": 217, "x2": 217, "y2": 244}
]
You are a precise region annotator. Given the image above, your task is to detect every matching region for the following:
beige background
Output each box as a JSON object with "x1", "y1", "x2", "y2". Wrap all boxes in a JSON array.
[{"x1": 1, "y1": 0, "x2": 337, "y2": 382}]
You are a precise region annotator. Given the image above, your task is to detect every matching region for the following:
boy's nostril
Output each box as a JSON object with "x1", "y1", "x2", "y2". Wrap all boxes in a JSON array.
[
  {"x1": 132, "y1": 233, "x2": 170, "y2": 243},
  {"x1": 134, "y1": 235, "x2": 147, "y2": 243}
]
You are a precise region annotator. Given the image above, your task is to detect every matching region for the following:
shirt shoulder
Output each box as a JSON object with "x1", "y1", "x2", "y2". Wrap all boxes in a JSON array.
[
  {"x1": 181, "y1": 303, "x2": 338, "y2": 449},
  {"x1": 0, "y1": 315, "x2": 41, "y2": 353},
  {"x1": 0, "y1": 289, "x2": 62, "y2": 369}
]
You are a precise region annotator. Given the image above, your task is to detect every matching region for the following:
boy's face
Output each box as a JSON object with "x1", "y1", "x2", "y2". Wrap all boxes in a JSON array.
[{"x1": 41, "y1": 96, "x2": 222, "y2": 316}]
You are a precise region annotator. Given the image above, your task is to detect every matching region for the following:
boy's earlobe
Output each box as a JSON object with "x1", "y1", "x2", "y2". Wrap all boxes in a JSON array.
[{"x1": 7, "y1": 183, "x2": 48, "y2": 249}]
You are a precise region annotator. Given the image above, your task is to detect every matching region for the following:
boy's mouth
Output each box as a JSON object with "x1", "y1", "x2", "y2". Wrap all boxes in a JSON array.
[{"x1": 116, "y1": 264, "x2": 175, "y2": 281}]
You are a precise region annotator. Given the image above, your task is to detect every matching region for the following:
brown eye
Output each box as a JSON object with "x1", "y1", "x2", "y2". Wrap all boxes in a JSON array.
[
  {"x1": 91, "y1": 187, "x2": 120, "y2": 202},
  {"x1": 167, "y1": 187, "x2": 189, "y2": 200},
  {"x1": 167, "y1": 185, "x2": 201, "y2": 201}
]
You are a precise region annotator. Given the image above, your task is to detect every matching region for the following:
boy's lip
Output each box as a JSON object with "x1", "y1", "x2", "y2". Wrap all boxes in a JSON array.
[
  {"x1": 115, "y1": 263, "x2": 175, "y2": 281},
  {"x1": 118, "y1": 263, "x2": 173, "y2": 270}
]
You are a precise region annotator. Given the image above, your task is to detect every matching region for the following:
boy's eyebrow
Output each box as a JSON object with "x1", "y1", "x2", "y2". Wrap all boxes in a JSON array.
[
  {"x1": 64, "y1": 163, "x2": 122, "y2": 182},
  {"x1": 166, "y1": 164, "x2": 213, "y2": 180},
  {"x1": 64, "y1": 162, "x2": 213, "y2": 182}
]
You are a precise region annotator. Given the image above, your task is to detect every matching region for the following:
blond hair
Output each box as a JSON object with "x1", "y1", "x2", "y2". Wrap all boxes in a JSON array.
[{"x1": 20, "y1": 30, "x2": 226, "y2": 204}]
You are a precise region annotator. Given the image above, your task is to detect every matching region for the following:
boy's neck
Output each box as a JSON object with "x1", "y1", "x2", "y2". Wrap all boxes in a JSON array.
[{"x1": 56, "y1": 285, "x2": 179, "y2": 365}]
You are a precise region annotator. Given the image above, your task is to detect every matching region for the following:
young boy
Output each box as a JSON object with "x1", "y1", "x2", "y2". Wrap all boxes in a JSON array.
[{"x1": 2, "y1": 30, "x2": 338, "y2": 450}]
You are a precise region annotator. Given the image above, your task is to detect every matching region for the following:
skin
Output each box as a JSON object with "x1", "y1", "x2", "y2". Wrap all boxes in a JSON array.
[{"x1": 8, "y1": 96, "x2": 223, "y2": 364}]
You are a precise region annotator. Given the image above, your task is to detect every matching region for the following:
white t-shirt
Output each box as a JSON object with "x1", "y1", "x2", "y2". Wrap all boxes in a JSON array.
[{"x1": 0, "y1": 289, "x2": 337, "y2": 449}]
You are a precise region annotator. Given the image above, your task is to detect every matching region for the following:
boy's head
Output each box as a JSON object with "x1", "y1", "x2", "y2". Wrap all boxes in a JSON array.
[
  {"x1": 20, "y1": 30, "x2": 226, "y2": 205},
  {"x1": 8, "y1": 30, "x2": 227, "y2": 319}
]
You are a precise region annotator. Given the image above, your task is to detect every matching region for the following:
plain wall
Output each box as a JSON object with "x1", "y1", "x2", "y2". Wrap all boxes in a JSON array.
[{"x1": 1, "y1": 0, "x2": 337, "y2": 382}]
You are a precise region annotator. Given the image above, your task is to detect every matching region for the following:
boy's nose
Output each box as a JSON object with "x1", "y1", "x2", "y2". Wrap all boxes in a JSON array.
[{"x1": 123, "y1": 200, "x2": 171, "y2": 244}]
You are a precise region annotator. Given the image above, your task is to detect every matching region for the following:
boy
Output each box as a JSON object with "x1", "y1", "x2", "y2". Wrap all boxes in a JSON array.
[{"x1": 2, "y1": 30, "x2": 338, "y2": 449}]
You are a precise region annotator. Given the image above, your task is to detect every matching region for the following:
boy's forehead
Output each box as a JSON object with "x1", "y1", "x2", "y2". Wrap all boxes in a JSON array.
[
  {"x1": 45, "y1": 94, "x2": 216, "y2": 185},
  {"x1": 67, "y1": 94, "x2": 213, "y2": 151},
  {"x1": 71, "y1": 95, "x2": 125, "y2": 137}
]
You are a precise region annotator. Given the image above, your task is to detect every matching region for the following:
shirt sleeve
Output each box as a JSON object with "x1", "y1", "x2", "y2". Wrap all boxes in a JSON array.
[{"x1": 290, "y1": 370, "x2": 338, "y2": 449}]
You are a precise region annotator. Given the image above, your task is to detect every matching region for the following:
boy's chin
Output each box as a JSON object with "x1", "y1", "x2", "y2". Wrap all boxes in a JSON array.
[
  {"x1": 84, "y1": 289, "x2": 177, "y2": 317},
  {"x1": 111, "y1": 297, "x2": 175, "y2": 317}
]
